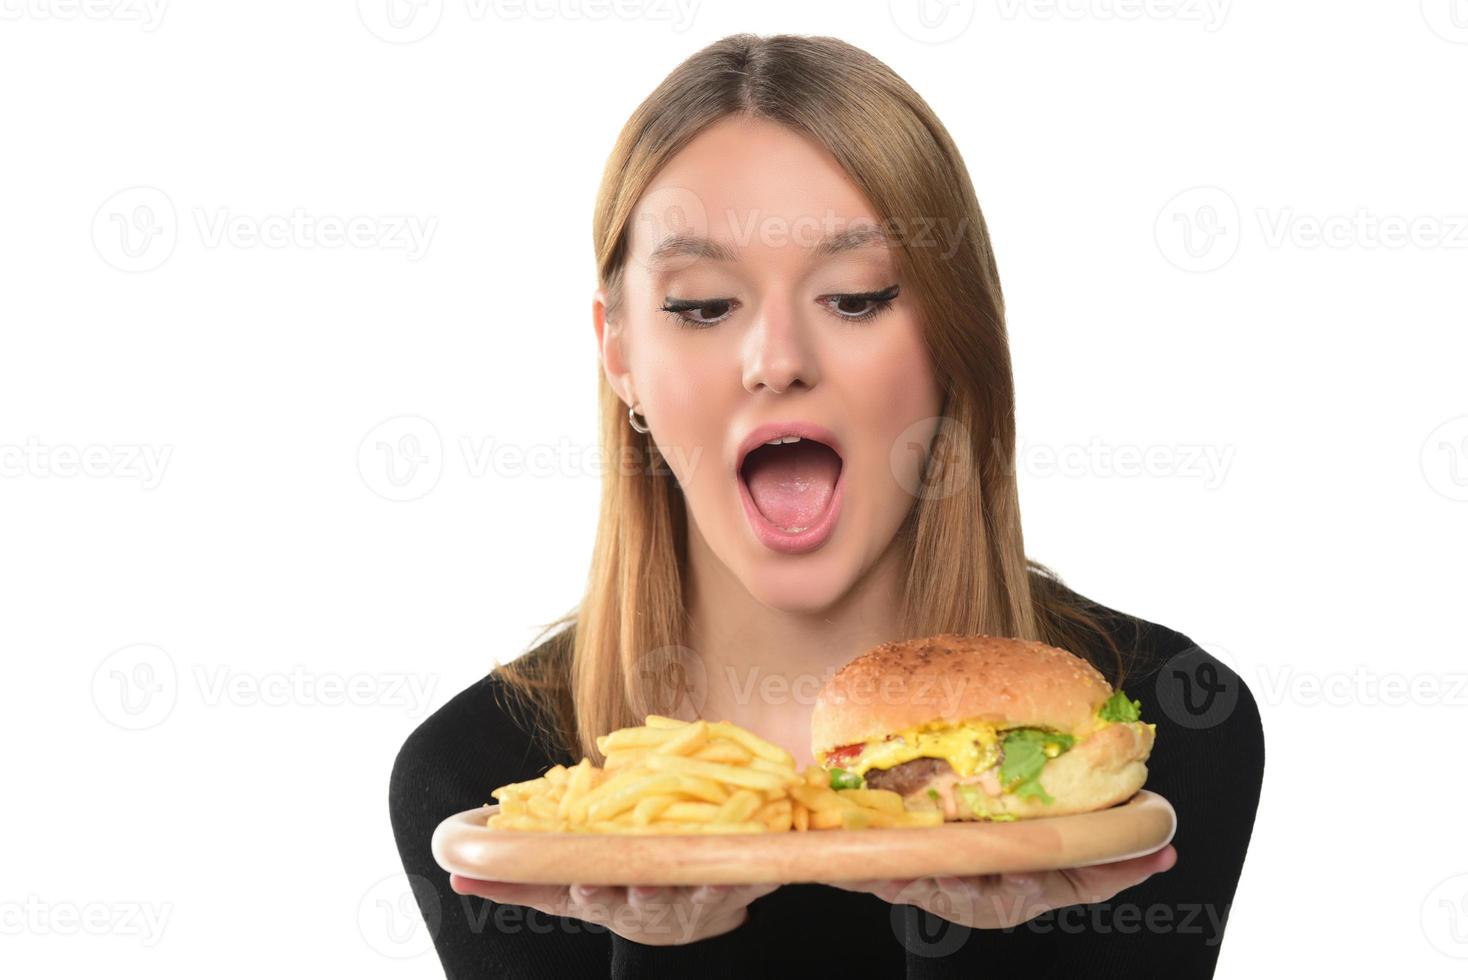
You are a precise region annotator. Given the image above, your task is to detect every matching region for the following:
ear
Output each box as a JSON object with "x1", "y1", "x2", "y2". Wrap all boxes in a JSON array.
[{"x1": 593, "y1": 286, "x2": 635, "y2": 407}]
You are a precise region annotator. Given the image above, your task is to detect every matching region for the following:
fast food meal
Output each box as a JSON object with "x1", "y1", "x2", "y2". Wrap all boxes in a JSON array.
[
  {"x1": 811, "y1": 634, "x2": 1154, "y2": 821},
  {"x1": 489, "y1": 633, "x2": 1153, "y2": 834},
  {"x1": 487, "y1": 715, "x2": 943, "y2": 834}
]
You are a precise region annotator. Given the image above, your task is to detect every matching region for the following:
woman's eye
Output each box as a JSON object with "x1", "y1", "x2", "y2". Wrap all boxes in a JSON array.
[
  {"x1": 660, "y1": 298, "x2": 736, "y2": 328},
  {"x1": 830, "y1": 295, "x2": 880, "y2": 318},
  {"x1": 659, "y1": 284, "x2": 898, "y2": 329},
  {"x1": 823, "y1": 284, "x2": 900, "y2": 322}
]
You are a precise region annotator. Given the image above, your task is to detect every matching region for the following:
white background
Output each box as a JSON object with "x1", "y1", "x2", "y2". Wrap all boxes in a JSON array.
[{"x1": 3, "y1": 2, "x2": 1465, "y2": 976}]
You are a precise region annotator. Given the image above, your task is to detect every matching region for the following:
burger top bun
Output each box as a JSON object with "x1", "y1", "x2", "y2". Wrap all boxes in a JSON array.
[{"x1": 810, "y1": 634, "x2": 1115, "y2": 756}]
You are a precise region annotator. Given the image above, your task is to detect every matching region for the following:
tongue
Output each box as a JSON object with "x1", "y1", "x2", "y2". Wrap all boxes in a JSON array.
[{"x1": 742, "y1": 441, "x2": 841, "y2": 531}]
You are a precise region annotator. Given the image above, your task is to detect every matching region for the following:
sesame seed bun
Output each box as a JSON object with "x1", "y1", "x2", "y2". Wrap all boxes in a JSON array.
[{"x1": 810, "y1": 633, "x2": 1116, "y2": 755}]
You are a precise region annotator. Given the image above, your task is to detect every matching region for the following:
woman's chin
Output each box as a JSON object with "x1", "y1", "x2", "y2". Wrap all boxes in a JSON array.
[
  {"x1": 738, "y1": 556, "x2": 854, "y2": 615},
  {"x1": 686, "y1": 501, "x2": 865, "y2": 614}
]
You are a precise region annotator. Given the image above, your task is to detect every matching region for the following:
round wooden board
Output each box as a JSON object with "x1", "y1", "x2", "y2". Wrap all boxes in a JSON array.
[{"x1": 431, "y1": 790, "x2": 1175, "y2": 886}]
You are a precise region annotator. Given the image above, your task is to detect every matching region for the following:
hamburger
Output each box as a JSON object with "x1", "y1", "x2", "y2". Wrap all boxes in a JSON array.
[{"x1": 810, "y1": 634, "x2": 1155, "y2": 821}]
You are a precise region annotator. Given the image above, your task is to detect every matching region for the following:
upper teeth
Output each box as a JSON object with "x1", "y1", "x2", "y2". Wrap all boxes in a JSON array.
[{"x1": 763, "y1": 435, "x2": 803, "y2": 446}]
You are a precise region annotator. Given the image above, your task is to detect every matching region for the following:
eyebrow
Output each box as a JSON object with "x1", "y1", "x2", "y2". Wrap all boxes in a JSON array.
[{"x1": 647, "y1": 224, "x2": 892, "y2": 267}]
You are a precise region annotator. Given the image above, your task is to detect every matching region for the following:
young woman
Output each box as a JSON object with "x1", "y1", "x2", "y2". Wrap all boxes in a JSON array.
[{"x1": 390, "y1": 33, "x2": 1264, "y2": 979}]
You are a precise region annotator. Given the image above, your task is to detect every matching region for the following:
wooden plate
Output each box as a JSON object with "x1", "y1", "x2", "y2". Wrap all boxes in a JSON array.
[{"x1": 431, "y1": 790, "x2": 1175, "y2": 886}]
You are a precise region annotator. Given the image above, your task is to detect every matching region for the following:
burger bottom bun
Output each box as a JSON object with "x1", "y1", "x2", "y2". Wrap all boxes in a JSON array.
[{"x1": 904, "y1": 721, "x2": 1155, "y2": 821}]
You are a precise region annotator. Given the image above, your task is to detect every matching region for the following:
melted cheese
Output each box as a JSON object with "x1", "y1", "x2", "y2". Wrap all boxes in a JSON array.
[
  {"x1": 828, "y1": 720, "x2": 1002, "y2": 779},
  {"x1": 825, "y1": 710, "x2": 1144, "y2": 783}
]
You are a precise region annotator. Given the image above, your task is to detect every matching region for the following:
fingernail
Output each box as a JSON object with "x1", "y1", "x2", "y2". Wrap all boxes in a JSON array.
[{"x1": 451, "y1": 876, "x2": 492, "y2": 895}]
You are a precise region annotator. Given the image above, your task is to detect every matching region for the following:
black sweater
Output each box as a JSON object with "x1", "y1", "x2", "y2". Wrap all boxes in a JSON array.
[{"x1": 389, "y1": 596, "x2": 1265, "y2": 979}]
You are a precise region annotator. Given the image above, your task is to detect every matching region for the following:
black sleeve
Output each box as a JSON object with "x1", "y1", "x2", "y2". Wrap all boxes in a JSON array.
[
  {"x1": 388, "y1": 674, "x2": 609, "y2": 978},
  {"x1": 609, "y1": 915, "x2": 771, "y2": 978},
  {"x1": 388, "y1": 672, "x2": 774, "y2": 979},
  {"x1": 903, "y1": 626, "x2": 1266, "y2": 979}
]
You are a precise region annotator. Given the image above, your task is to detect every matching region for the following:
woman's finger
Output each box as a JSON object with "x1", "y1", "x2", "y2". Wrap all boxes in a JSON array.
[
  {"x1": 448, "y1": 876, "x2": 574, "y2": 917},
  {"x1": 683, "y1": 881, "x2": 779, "y2": 910},
  {"x1": 687, "y1": 884, "x2": 732, "y2": 905},
  {"x1": 1057, "y1": 845, "x2": 1177, "y2": 905},
  {"x1": 730, "y1": 882, "x2": 781, "y2": 905},
  {"x1": 625, "y1": 885, "x2": 668, "y2": 912},
  {"x1": 900, "y1": 876, "x2": 969, "y2": 918},
  {"x1": 568, "y1": 884, "x2": 620, "y2": 908}
]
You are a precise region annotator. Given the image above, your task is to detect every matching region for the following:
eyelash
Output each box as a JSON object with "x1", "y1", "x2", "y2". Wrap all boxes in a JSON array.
[{"x1": 659, "y1": 284, "x2": 900, "y2": 330}]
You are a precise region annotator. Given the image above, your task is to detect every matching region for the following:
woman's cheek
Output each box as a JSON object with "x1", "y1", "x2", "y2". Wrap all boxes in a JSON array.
[
  {"x1": 650, "y1": 418, "x2": 705, "y2": 491},
  {"x1": 849, "y1": 355, "x2": 943, "y2": 515},
  {"x1": 644, "y1": 379, "x2": 728, "y2": 493}
]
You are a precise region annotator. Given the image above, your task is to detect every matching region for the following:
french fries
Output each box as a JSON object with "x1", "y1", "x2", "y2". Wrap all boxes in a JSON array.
[{"x1": 488, "y1": 715, "x2": 943, "y2": 834}]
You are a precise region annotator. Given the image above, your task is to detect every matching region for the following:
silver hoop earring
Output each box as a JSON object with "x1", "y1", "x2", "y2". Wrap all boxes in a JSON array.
[{"x1": 627, "y1": 404, "x2": 650, "y2": 434}]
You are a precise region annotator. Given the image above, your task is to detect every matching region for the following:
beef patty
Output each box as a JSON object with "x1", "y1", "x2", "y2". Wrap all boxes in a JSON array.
[{"x1": 863, "y1": 757, "x2": 954, "y2": 796}]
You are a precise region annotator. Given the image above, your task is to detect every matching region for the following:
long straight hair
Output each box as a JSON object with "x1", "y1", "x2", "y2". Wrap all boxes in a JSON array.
[{"x1": 498, "y1": 34, "x2": 1128, "y2": 762}]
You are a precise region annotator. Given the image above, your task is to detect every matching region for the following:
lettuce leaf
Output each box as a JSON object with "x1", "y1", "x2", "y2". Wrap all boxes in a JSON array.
[
  {"x1": 998, "y1": 729, "x2": 1075, "y2": 805},
  {"x1": 1099, "y1": 691, "x2": 1142, "y2": 723},
  {"x1": 956, "y1": 782, "x2": 988, "y2": 818}
]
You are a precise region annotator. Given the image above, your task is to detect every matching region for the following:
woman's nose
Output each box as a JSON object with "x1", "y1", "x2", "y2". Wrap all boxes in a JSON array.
[{"x1": 741, "y1": 300, "x2": 820, "y2": 395}]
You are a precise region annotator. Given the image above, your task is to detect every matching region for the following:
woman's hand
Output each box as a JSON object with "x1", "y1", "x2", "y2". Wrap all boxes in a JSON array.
[
  {"x1": 825, "y1": 844, "x2": 1176, "y2": 929},
  {"x1": 449, "y1": 875, "x2": 778, "y2": 946}
]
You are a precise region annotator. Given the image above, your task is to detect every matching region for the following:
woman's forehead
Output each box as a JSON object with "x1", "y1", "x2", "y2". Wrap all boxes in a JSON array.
[
  {"x1": 640, "y1": 224, "x2": 895, "y2": 275},
  {"x1": 627, "y1": 117, "x2": 884, "y2": 264}
]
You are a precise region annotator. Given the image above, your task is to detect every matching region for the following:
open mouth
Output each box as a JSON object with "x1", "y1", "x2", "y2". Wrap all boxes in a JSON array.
[{"x1": 738, "y1": 436, "x2": 844, "y2": 534}]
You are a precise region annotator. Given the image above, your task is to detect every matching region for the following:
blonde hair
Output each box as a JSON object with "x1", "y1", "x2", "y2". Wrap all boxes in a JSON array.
[{"x1": 497, "y1": 33, "x2": 1128, "y2": 761}]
